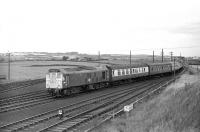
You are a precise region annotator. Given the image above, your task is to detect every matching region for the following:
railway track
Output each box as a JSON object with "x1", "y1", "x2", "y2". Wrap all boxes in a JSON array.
[
  {"x1": 0, "y1": 90, "x2": 47, "y2": 105},
  {"x1": 38, "y1": 78, "x2": 170, "y2": 132},
  {"x1": 0, "y1": 79, "x2": 45, "y2": 93},
  {"x1": 84, "y1": 68, "x2": 187, "y2": 132},
  {"x1": 0, "y1": 90, "x2": 54, "y2": 113},
  {"x1": 0, "y1": 77, "x2": 171, "y2": 132}
]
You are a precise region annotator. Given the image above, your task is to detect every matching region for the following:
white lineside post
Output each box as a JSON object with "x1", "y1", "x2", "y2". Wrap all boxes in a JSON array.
[
  {"x1": 112, "y1": 111, "x2": 115, "y2": 119},
  {"x1": 124, "y1": 104, "x2": 133, "y2": 118}
]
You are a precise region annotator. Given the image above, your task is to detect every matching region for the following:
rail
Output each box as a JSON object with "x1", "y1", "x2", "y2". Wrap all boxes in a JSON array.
[{"x1": 85, "y1": 68, "x2": 185, "y2": 132}]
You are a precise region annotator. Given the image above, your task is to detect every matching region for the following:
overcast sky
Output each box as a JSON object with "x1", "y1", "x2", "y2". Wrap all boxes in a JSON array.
[{"x1": 0, "y1": 0, "x2": 200, "y2": 56}]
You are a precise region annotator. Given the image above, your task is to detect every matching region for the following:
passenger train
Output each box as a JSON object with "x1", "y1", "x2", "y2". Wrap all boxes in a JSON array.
[{"x1": 46, "y1": 61, "x2": 183, "y2": 97}]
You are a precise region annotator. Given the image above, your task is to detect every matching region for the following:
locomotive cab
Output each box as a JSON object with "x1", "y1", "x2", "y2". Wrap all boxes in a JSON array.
[{"x1": 46, "y1": 69, "x2": 65, "y2": 95}]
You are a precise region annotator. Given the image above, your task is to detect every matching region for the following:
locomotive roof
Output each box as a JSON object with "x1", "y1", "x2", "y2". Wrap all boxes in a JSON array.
[
  {"x1": 108, "y1": 63, "x2": 148, "y2": 69},
  {"x1": 48, "y1": 66, "x2": 108, "y2": 74}
]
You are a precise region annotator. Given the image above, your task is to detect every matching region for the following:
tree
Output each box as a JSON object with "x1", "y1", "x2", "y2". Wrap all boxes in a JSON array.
[{"x1": 62, "y1": 56, "x2": 69, "y2": 61}]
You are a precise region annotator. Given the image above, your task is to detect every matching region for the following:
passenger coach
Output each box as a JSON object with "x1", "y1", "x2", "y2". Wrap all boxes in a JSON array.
[{"x1": 107, "y1": 63, "x2": 149, "y2": 82}]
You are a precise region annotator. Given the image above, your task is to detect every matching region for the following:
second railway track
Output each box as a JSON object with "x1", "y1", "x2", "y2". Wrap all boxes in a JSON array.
[
  {"x1": 0, "y1": 76, "x2": 172, "y2": 132},
  {"x1": 0, "y1": 90, "x2": 54, "y2": 113},
  {"x1": 0, "y1": 79, "x2": 45, "y2": 93}
]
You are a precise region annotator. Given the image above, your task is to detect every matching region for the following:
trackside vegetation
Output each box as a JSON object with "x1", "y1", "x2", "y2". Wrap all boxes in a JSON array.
[{"x1": 97, "y1": 68, "x2": 200, "y2": 132}]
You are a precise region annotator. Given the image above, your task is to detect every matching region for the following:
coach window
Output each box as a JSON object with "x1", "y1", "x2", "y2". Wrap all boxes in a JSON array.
[
  {"x1": 126, "y1": 69, "x2": 128, "y2": 75},
  {"x1": 122, "y1": 69, "x2": 124, "y2": 75},
  {"x1": 132, "y1": 69, "x2": 134, "y2": 73},
  {"x1": 118, "y1": 70, "x2": 121, "y2": 76}
]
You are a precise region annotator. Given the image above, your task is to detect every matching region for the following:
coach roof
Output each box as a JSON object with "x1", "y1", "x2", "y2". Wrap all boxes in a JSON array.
[
  {"x1": 108, "y1": 63, "x2": 148, "y2": 70},
  {"x1": 147, "y1": 62, "x2": 171, "y2": 66}
]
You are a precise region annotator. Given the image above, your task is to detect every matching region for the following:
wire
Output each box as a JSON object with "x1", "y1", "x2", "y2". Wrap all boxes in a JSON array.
[{"x1": 132, "y1": 45, "x2": 200, "y2": 51}]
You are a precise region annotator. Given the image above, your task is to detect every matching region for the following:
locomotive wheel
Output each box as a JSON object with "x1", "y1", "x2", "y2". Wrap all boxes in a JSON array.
[{"x1": 63, "y1": 89, "x2": 71, "y2": 95}]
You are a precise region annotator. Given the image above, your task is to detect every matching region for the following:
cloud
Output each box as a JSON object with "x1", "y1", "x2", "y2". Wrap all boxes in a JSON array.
[{"x1": 171, "y1": 22, "x2": 200, "y2": 35}]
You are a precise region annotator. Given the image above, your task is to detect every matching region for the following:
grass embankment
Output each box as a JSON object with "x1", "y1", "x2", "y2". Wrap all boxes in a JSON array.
[{"x1": 98, "y1": 68, "x2": 200, "y2": 132}]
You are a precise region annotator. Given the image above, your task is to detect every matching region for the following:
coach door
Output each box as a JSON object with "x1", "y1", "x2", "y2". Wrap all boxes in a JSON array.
[{"x1": 102, "y1": 71, "x2": 108, "y2": 80}]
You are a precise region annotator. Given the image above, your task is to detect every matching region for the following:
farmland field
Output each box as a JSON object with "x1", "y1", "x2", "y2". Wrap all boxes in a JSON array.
[
  {"x1": 0, "y1": 57, "x2": 171, "y2": 83},
  {"x1": 0, "y1": 61, "x2": 102, "y2": 82}
]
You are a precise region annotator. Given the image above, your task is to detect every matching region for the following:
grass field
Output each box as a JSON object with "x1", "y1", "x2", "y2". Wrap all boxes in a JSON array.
[
  {"x1": 0, "y1": 56, "x2": 168, "y2": 82},
  {"x1": 98, "y1": 67, "x2": 200, "y2": 132},
  {"x1": 0, "y1": 61, "x2": 102, "y2": 82},
  {"x1": 0, "y1": 56, "x2": 172, "y2": 82}
]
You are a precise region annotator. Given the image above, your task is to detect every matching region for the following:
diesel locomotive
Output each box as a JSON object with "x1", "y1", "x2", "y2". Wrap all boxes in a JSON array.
[{"x1": 46, "y1": 61, "x2": 183, "y2": 96}]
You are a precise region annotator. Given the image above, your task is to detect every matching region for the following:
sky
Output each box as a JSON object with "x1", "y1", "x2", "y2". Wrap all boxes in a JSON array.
[{"x1": 0, "y1": 0, "x2": 200, "y2": 57}]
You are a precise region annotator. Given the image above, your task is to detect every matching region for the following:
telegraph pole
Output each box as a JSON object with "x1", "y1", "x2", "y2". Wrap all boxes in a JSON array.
[
  {"x1": 161, "y1": 49, "x2": 164, "y2": 62},
  {"x1": 98, "y1": 51, "x2": 100, "y2": 67},
  {"x1": 130, "y1": 50, "x2": 131, "y2": 68},
  {"x1": 153, "y1": 50, "x2": 154, "y2": 63},
  {"x1": 173, "y1": 58, "x2": 175, "y2": 77},
  {"x1": 8, "y1": 52, "x2": 10, "y2": 80},
  {"x1": 170, "y1": 52, "x2": 173, "y2": 61}
]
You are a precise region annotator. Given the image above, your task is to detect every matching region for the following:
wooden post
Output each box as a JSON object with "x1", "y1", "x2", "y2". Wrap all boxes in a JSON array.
[
  {"x1": 8, "y1": 52, "x2": 10, "y2": 80},
  {"x1": 98, "y1": 51, "x2": 100, "y2": 67},
  {"x1": 162, "y1": 49, "x2": 164, "y2": 62},
  {"x1": 174, "y1": 58, "x2": 175, "y2": 77},
  {"x1": 153, "y1": 50, "x2": 154, "y2": 63},
  {"x1": 130, "y1": 50, "x2": 131, "y2": 68},
  {"x1": 170, "y1": 52, "x2": 173, "y2": 62}
]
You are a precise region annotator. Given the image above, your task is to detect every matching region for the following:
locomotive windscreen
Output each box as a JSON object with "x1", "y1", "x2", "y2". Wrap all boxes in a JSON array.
[{"x1": 48, "y1": 69, "x2": 60, "y2": 72}]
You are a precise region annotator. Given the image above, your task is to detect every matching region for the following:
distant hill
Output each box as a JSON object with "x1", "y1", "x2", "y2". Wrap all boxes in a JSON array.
[{"x1": 0, "y1": 52, "x2": 176, "y2": 62}]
